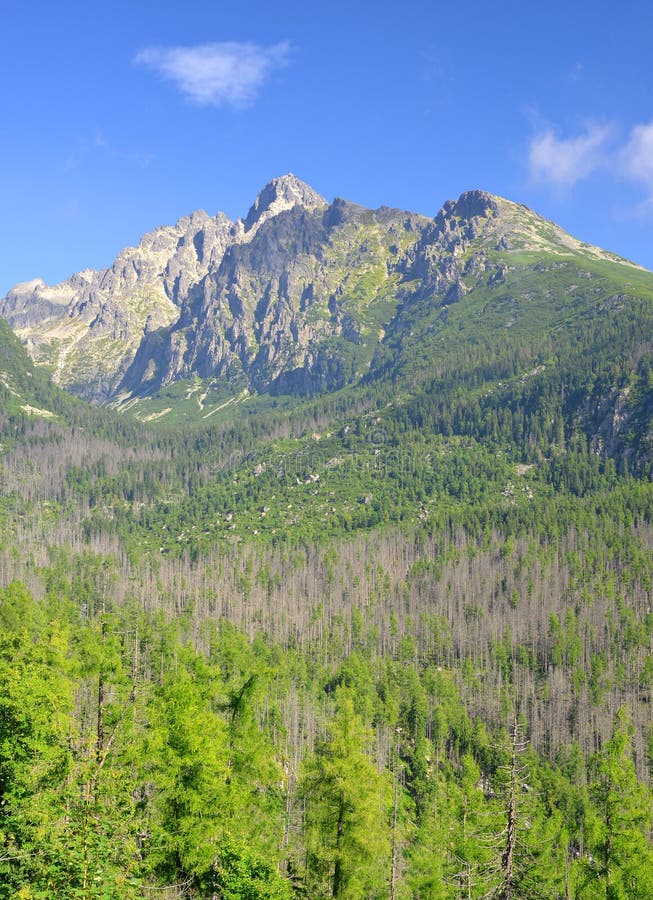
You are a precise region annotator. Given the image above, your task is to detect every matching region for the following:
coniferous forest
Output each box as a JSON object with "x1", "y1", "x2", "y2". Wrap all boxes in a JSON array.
[{"x1": 2, "y1": 191, "x2": 653, "y2": 898}]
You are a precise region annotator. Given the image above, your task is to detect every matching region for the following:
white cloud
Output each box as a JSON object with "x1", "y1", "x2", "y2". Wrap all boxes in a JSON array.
[
  {"x1": 528, "y1": 124, "x2": 612, "y2": 188},
  {"x1": 134, "y1": 41, "x2": 291, "y2": 108},
  {"x1": 621, "y1": 121, "x2": 653, "y2": 194}
]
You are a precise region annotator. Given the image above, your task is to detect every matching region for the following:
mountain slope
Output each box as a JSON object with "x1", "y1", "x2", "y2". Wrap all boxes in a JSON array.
[
  {"x1": 0, "y1": 313, "x2": 73, "y2": 420},
  {"x1": 2, "y1": 179, "x2": 652, "y2": 471}
]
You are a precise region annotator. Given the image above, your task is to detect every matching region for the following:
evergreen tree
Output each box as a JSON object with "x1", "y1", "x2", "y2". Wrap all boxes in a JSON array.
[
  {"x1": 577, "y1": 712, "x2": 653, "y2": 899},
  {"x1": 301, "y1": 690, "x2": 391, "y2": 898}
]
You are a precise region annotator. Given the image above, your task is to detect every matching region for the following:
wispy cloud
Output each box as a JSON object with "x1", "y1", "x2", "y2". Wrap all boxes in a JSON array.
[
  {"x1": 569, "y1": 62, "x2": 584, "y2": 83},
  {"x1": 620, "y1": 120, "x2": 653, "y2": 200},
  {"x1": 525, "y1": 115, "x2": 653, "y2": 216},
  {"x1": 528, "y1": 124, "x2": 612, "y2": 189},
  {"x1": 58, "y1": 132, "x2": 154, "y2": 175},
  {"x1": 134, "y1": 41, "x2": 291, "y2": 108}
]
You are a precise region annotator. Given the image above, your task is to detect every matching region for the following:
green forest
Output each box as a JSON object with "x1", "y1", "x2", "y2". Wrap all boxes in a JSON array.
[
  {"x1": 2, "y1": 219, "x2": 653, "y2": 898},
  {"x1": 2, "y1": 575, "x2": 652, "y2": 899}
]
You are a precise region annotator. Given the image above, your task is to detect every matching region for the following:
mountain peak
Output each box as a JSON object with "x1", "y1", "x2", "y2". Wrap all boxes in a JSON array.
[
  {"x1": 243, "y1": 174, "x2": 327, "y2": 233},
  {"x1": 440, "y1": 189, "x2": 500, "y2": 221},
  {"x1": 434, "y1": 189, "x2": 646, "y2": 270}
]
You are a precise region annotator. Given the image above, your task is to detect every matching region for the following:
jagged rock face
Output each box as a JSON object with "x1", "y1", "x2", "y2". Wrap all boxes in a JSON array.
[
  {"x1": 119, "y1": 196, "x2": 428, "y2": 397},
  {"x1": 0, "y1": 175, "x2": 333, "y2": 401},
  {"x1": 242, "y1": 173, "x2": 327, "y2": 234},
  {"x1": 401, "y1": 189, "x2": 628, "y2": 297},
  {"x1": 0, "y1": 211, "x2": 236, "y2": 401},
  {"x1": 1, "y1": 178, "x2": 647, "y2": 403}
]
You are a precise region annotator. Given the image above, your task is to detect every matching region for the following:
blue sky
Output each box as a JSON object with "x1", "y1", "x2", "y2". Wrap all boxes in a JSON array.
[{"x1": 2, "y1": 0, "x2": 653, "y2": 296}]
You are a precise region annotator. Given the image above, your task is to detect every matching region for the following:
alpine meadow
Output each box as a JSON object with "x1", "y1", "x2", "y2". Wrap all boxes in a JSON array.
[{"x1": 1, "y1": 175, "x2": 653, "y2": 899}]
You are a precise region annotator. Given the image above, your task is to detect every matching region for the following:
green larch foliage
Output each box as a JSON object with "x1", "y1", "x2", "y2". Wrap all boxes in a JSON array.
[
  {"x1": 577, "y1": 712, "x2": 653, "y2": 899},
  {"x1": 301, "y1": 690, "x2": 392, "y2": 898}
]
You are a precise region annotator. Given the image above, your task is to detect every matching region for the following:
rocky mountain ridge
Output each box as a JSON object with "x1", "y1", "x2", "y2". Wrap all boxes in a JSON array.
[
  {"x1": 1, "y1": 176, "x2": 648, "y2": 403},
  {"x1": 0, "y1": 175, "x2": 328, "y2": 401}
]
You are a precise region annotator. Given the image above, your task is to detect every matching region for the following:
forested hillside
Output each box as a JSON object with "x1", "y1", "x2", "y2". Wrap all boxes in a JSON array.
[{"x1": 1, "y1": 186, "x2": 653, "y2": 897}]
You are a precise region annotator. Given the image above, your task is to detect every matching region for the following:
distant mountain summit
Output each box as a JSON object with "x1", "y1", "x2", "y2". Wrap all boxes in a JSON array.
[
  {"x1": 242, "y1": 173, "x2": 327, "y2": 234},
  {"x1": 0, "y1": 177, "x2": 648, "y2": 404}
]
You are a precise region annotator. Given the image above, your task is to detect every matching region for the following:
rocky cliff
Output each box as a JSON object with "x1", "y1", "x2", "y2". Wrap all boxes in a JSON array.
[{"x1": 0, "y1": 175, "x2": 329, "y2": 401}]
